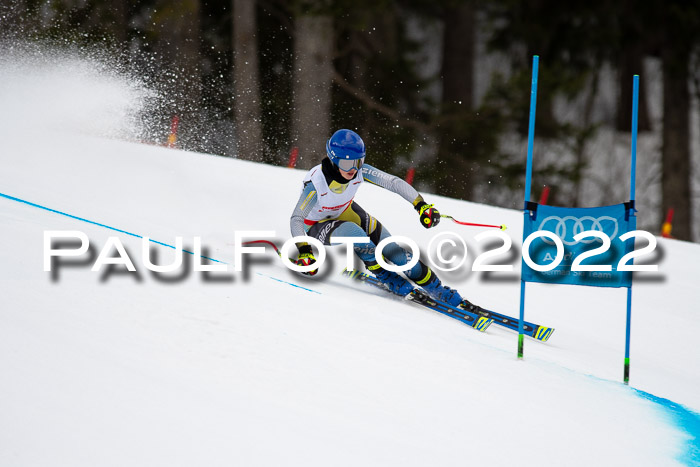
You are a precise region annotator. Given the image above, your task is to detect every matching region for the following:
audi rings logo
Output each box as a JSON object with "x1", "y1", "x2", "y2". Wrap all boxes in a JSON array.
[{"x1": 537, "y1": 216, "x2": 619, "y2": 246}]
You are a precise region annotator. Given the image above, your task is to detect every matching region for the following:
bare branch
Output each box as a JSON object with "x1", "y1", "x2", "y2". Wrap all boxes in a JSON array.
[{"x1": 331, "y1": 70, "x2": 431, "y2": 133}]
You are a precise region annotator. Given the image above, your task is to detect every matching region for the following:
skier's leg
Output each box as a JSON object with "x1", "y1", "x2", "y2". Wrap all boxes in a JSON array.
[
  {"x1": 329, "y1": 221, "x2": 413, "y2": 296},
  {"x1": 304, "y1": 210, "x2": 410, "y2": 296},
  {"x1": 372, "y1": 221, "x2": 465, "y2": 307},
  {"x1": 344, "y1": 201, "x2": 426, "y2": 278},
  {"x1": 327, "y1": 221, "x2": 377, "y2": 265},
  {"x1": 305, "y1": 207, "x2": 380, "y2": 263}
]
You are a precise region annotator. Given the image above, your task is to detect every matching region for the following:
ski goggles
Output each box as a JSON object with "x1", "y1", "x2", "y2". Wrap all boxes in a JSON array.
[{"x1": 337, "y1": 157, "x2": 364, "y2": 172}]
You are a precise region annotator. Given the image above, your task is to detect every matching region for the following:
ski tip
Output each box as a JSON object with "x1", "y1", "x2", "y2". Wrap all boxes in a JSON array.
[
  {"x1": 342, "y1": 268, "x2": 361, "y2": 279},
  {"x1": 534, "y1": 326, "x2": 554, "y2": 342}
]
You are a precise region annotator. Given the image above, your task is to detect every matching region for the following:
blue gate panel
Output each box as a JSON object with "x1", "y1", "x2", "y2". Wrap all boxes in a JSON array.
[{"x1": 521, "y1": 203, "x2": 636, "y2": 288}]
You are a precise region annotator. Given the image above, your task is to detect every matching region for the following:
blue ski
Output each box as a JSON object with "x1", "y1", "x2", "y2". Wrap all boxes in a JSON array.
[
  {"x1": 342, "y1": 269, "x2": 493, "y2": 332},
  {"x1": 343, "y1": 269, "x2": 553, "y2": 341},
  {"x1": 460, "y1": 300, "x2": 554, "y2": 342}
]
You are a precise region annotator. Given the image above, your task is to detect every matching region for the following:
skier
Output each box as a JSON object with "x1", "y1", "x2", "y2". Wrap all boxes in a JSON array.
[{"x1": 290, "y1": 128, "x2": 466, "y2": 307}]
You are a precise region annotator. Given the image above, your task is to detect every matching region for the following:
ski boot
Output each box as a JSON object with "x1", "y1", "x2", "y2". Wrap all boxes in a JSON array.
[
  {"x1": 372, "y1": 267, "x2": 414, "y2": 296},
  {"x1": 420, "y1": 274, "x2": 463, "y2": 307}
]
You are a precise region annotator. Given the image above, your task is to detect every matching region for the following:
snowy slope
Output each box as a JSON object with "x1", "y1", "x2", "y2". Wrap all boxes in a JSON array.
[{"x1": 1, "y1": 51, "x2": 699, "y2": 467}]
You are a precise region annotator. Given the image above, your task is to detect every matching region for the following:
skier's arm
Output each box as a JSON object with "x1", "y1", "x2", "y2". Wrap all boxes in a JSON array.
[
  {"x1": 361, "y1": 164, "x2": 425, "y2": 206},
  {"x1": 290, "y1": 182, "x2": 320, "y2": 274},
  {"x1": 290, "y1": 181, "x2": 317, "y2": 238},
  {"x1": 361, "y1": 164, "x2": 440, "y2": 228}
]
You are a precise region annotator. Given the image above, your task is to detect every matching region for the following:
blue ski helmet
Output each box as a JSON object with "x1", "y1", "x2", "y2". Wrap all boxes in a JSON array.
[{"x1": 326, "y1": 129, "x2": 365, "y2": 171}]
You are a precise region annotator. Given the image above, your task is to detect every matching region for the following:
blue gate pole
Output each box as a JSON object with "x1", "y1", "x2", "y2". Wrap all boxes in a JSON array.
[
  {"x1": 624, "y1": 287, "x2": 632, "y2": 384},
  {"x1": 519, "y1": 55, "x2": 539, "y2": 359},
  {"x1": 518, "y1": 280, "x2": 527, "y2": 359},
  {"x1": 523, "y1": 55, "x2": 539, "y2": 204},
  {"x1": 624, "y1": 74, "x2": 639, "y2": 384},
  {"x1": 630, "y1": 75, "x2": 639, "y2": 203}
]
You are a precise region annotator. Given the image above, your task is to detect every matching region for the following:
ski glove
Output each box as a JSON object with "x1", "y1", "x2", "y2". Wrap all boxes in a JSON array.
[
  {"x1": 296, "y1": 244, "x2": 318, "y2": 276},
  {"x1": 415, "y1": 201, "x2": 440, "y2": 229}
]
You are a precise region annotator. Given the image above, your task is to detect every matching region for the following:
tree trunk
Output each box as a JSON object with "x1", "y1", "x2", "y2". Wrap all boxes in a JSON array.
[
  {"x1": 661, "y1": 46, "x2": 692, "y2": 240},
  {"x1": 617, "y1": 46, "x2": 651, "y2": 133},
  {"x1": 573, "y1": 71, "x2": 600, "y2": 207},
  {"x1": 108, "y1": 0, "x2": 129, "y2": 47},
  {"x1": 442, "y1": 6, "x2": 474, "y2": 113},
  {"x1": 152, "y1": 0, "x2": 202, "y2": 148},
  {"x1": 2, "y1": 0, "x2": 27, "y2": 32},
  {"x1": 436, "y1": 1, "x2": 476, "y2": 200},
  {"x1": 291, "y1": 14, "x2": 333, "y2": 169},
  {"x1": 232, "y1": 0, "x2": 264, "y2": 161}
]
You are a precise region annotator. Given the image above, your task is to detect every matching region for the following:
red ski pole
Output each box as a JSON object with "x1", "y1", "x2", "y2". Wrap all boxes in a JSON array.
[
  {"x1": 242, "y1": 240, "x2": 282, "y2": 257},
  {"x1": 442, "y1": 215, "x2": 507, "y2": 231}
]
